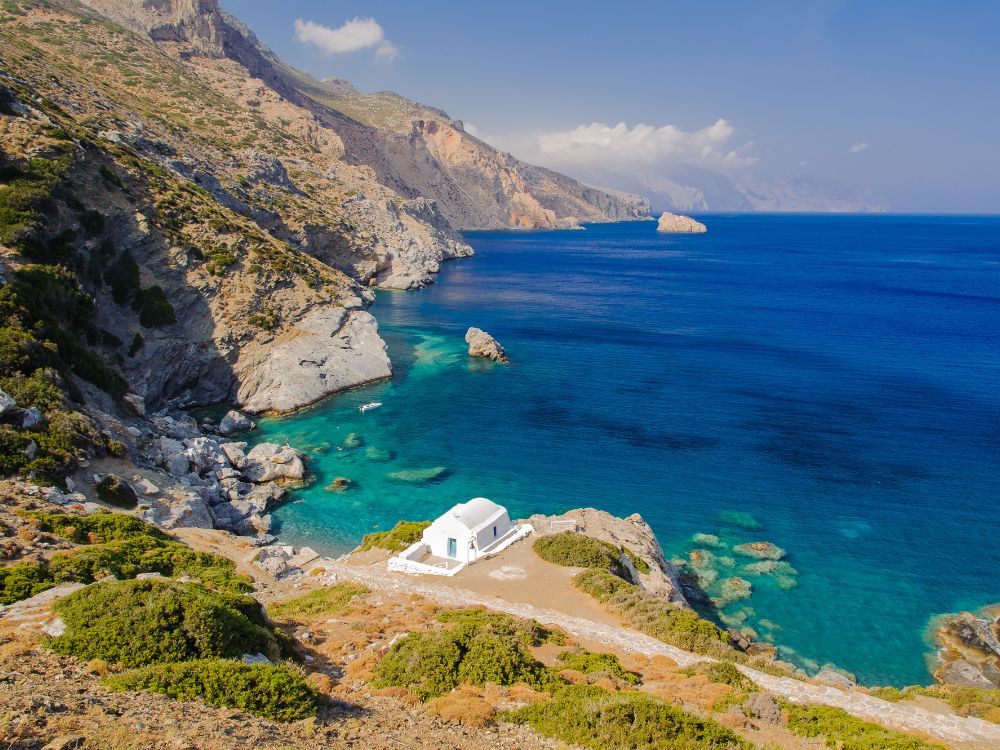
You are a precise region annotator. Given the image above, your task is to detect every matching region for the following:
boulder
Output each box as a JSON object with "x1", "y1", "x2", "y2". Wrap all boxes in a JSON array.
[
  {"x1": 0, "y1": 387, "x2": 16, "y2": 418},
  {"x1": 746, "y1": 692, "x2": 782, "y2": 724},
  {"x1": 241, "y1": 443, "x2": 306, "y2": 483},
  {"x1": 657, "y1": 212, "x2": 707, "y2": 233},
  {"x1": 122, "y1": 393, "x2": 146, "y2": 416},
  {"x1": 465, "y1": 327, "x2": 509, "y2": 363},
  {"x1": 218, "y1": 410, "x2": 255, "y2": 436},
  {"x1": 220, "y1": 441, "x2": 248, "y2": 469},
  {"x1": 20, "y1": 408, "x2": 45, "y2": 429},
  {"x1": 95, "y1": 475, "x2": 138, "y2": 509}
]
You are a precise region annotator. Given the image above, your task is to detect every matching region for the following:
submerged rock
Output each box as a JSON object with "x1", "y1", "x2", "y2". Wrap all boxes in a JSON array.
[
  {"x1": 365, "y1": 446, "x2": 393, "y2": 461},
  {"x1": 691, "y1": 532, "x2": 725, "y2": 549},
  {"x1": 657, "y1": 212, "x2": 707, "y2": 233},
  {"x1": 718, "y1": 510, "x2": 763, "y2": 530},
  {"x1": 733, "y1": 541, "x2": 786, "y2": 560},
  {"x1": 341, "y1": 432, "x2": 363, "y2": 449},
  {"x1": 744, "y1": 560, "x2": 798, "y2": 577},
  {"x1": 325, "y1": 477, "x2": 352, "y2": 492},
  {"x1": 465, "y1": 327, "x2": 509, "y2": 363},
  {"x1": 387, "y1": 466, "x2": 448, "y2": 483},
  {"x1": 713, "y1": 577, "x2": 753, "y2": 607}
]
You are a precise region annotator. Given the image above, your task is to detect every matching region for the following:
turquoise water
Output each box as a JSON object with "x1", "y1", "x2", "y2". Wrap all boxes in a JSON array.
[{"x1": 250, "y1": 216, "x2": 1000, "y2": 687}]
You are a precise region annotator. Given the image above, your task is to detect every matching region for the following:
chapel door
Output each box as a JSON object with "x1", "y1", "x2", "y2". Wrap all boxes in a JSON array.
[{"x1": 447, "y1": 537, "x2": 457, "y2": 558}]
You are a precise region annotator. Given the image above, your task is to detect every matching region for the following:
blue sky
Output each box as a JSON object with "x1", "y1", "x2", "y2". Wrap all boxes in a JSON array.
[{"x1": 222, "y1": 1, "x2": 1000, "y2": 212}]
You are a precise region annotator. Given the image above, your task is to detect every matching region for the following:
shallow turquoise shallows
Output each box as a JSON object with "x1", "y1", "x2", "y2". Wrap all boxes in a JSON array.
[{"x1": 249, "y1": 215, "x2": 1000, "y2": 687}]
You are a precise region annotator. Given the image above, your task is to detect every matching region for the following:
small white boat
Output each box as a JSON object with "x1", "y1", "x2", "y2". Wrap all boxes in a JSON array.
[{"x1": 358, "y1": 402, "x2": 383, "y2": 413}]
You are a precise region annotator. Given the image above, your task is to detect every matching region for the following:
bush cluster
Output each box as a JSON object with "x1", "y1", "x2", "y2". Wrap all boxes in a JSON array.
[
  {"x1": 574, "y1": 568, "x2": 732, "y2": 657},
  {"x1": 505, "y1": 684, "x2": 750, "y2": 750},
  {"x1": 786, "y1": 704, "x2": 946, "y2": 750},
  {"x1": 533, "y1": 532, "x2": 633, "y2": 581},
  {"x1": 268, "y1": 582, "x2": 369, "y2": 620},
  {"x1": 373, "y1": 609, "x2": 558, "y2": 699},
  {"x1": 47, "y1": 579, "x2": 287, "y2": 667},
  {"x1": 0, "y1": 513, "x2": 250, "y2": 605},
  {"x1": 556, "y1": 649, "x2": 640, "y2": 684},
  {"x1": 104, "y1": 659, "x2": 320, "y2": 721},
  {"x1": 358, "y1": 520, "x2": 430, "y2": 552}
]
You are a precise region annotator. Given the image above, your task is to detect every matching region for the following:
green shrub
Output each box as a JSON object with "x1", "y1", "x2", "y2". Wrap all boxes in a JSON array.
[
  {"x1": 702, "y1": 661, "x2": 755, "y2": 692},
  {"x1": 437, "y1": 608, "x2": 563, "y2": 647},
  {"x1": 533, "y1": 532, "x2": 632, "y2": 581},
  {"x1": 505, "y1": 684, "x2": 750, "y2": 750},
  {"x1": 133, "y1": 285, "x2": 176, "y2": 327},
  {"x1": 106, "y1": 249, "x2": 140, "y2": 304},
  {"x1": 2, "y1": 514, "x2": 249, "y2": 603},
  {"x1": 358, "y1": 520, "x2": 430, "y2": 552},
  {"x1": 32, "y1": 512, "x2": 168, "y2": 544},
  {"x1": 786, "y1": 704, "x2": 946, "y2": 750},
  {"x1": 556, "y1": 649, "x2": 640, "y2": 684},
  {"x1": 622, "y1": 545, "x2": 651, "y2": 574},
  {"x1": 48, "y1": 579, "x2": 285, "y2": 668},
  {"x1": 373, "y1": 610, "x2": 558, "y2": 699},
  {"x1": 95, "y1": 474, "x2": 138, "y2": 508},
  {"x1": 0, "y1": 561, "x2": 55, "y2": 605},
  {"x1": 103, "y1": 659, "x2": 319, "y2": 721},
  {"x1": 269, "y1": 582, "x2": 369, "y2": 619},
  {"x1": 574, "y1": 569, "x2": 732, "y2": 657}
]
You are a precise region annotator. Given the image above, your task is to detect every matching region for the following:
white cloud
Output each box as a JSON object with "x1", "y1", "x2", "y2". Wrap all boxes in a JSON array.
[
  {"x1": 293, "y1": 17, "x2": 398, "y2": 61},
  {"x1": 515, "y1": 118, "x2": 756, "y2": 172},
  {"x1": 849, "y1": 142, "x2": 870, "y2": 154}
]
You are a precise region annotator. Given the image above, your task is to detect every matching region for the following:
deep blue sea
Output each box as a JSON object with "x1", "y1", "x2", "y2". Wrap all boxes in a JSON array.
[{"x1": 250, "y1": 215, "x2": 1000, "y2": 687}]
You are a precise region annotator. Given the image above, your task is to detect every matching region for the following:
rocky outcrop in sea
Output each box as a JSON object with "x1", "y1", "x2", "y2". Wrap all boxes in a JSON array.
[
  {"x1": 465, "y1": 327, "x2": 509, "y2": 363},
  {"x1": 657, "y1": 212, "x2": 708, "y2": 233}
]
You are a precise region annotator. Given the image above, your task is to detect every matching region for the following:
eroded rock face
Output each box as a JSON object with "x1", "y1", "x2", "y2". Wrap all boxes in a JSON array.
[
  {"x1": 465, "y1": 327, "x2": 509, "y2": 363},
  {"x1": 241, "y1": 443, "x2": 306, "y2": 484},
  {"x1": 235, "y1": 308, "x2": 391, "y2": 414},
  {"x1": 530, "y1": 508, "x2": 689, "y2": 606},
  {"x1": 932, "y1": 607, "x2": 1000, "y2": 688},
  {"x1": 657, "y1": 212, "x2": 707, "y2": 233}
]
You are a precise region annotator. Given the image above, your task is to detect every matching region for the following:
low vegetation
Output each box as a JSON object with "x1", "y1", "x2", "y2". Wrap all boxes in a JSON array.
[
  {"x1": 0, "y1": 512, "x2": 250, "y2": 604},
  {"x1": 533, "y1": 532, "x2": 633, "y2": 580},
  {"x1": 556, "y1": 649, "x2": 639, "y2": 684},
  {"x1": 104, "y1": 659, "x2": 320, "y2": 721},
  {"x1": 373, "y1": 609, "x2": 560, "y2": 699},
  {"x1": 268, "y1": 581, "x2": 369, "y2": 620},
  {"x1": 505, "y1": 684, "x2": 750, "y2": 750},
  {"x1": 358, "y1": 519, "x2": 430, "y2": 552},
  {"x1": 871, "y1": 684, "x2": 1000, "y2": 724},
  {"x1": 786, "y1": 704, "x2": 946, "y2": 750},
  {"x1": 47, "y1": 579, "x2": 290, "y2": 667},
  {"x1": 574, "y1": 568, "x2": 732, "y2": 656}
]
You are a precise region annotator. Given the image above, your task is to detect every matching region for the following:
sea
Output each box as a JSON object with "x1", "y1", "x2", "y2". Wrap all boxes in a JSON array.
[{"x1": 248, "y1": 215, "x2": 1000, "y2": 687}]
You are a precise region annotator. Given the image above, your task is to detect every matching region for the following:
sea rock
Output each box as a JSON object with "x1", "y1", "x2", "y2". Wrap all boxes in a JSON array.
[
  {"x1": 744, "y1": 560, "x2": 798, "y2": 577},
  {"x1": 241, "y1": 443, "x2": 306, "y2": 483},
  {"x1": 733, "y1": 541, "x2": 786, "y2": 560},
  {"x1": 657, "y1": 212, "x2": 707, "y2": 233},
  {"x1": 0, "y1": 387, "x2": 16, "y2": 418},
  {"x1": 814, "y1": 669, "x2": 856, "y2": 689},
  {"x1": 465, "y1": 327, "x2": 509, "y2": 363},
  {"x1": 718, "y1": 510, "x2": 762, "y2": 530},
  {"x1": 236, "y1": 308, "x2": 391, "y2": 414},
  {"x1": 326, "y1": 477, "x2": 352, "y2": 492},
  {"x1": 931, "y1": 608, "x2": 1000, "y2": 688},
  {"x1": 387, "y1": 466, "x2": 448, "y2": 484},
  {"x1": 218, "y1": 410, "x2": 255, "y2": 436}
]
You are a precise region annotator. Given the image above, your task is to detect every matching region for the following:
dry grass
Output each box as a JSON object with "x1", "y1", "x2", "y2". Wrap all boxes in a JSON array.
[{"x1": 426, "y1": 685, "x2": 496, "y2": 727}]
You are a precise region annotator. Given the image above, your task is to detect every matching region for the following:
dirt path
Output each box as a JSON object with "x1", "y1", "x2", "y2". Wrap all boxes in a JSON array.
[{"x1": 329, "y1": 562, "x2": 1000, "y2": 748}]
